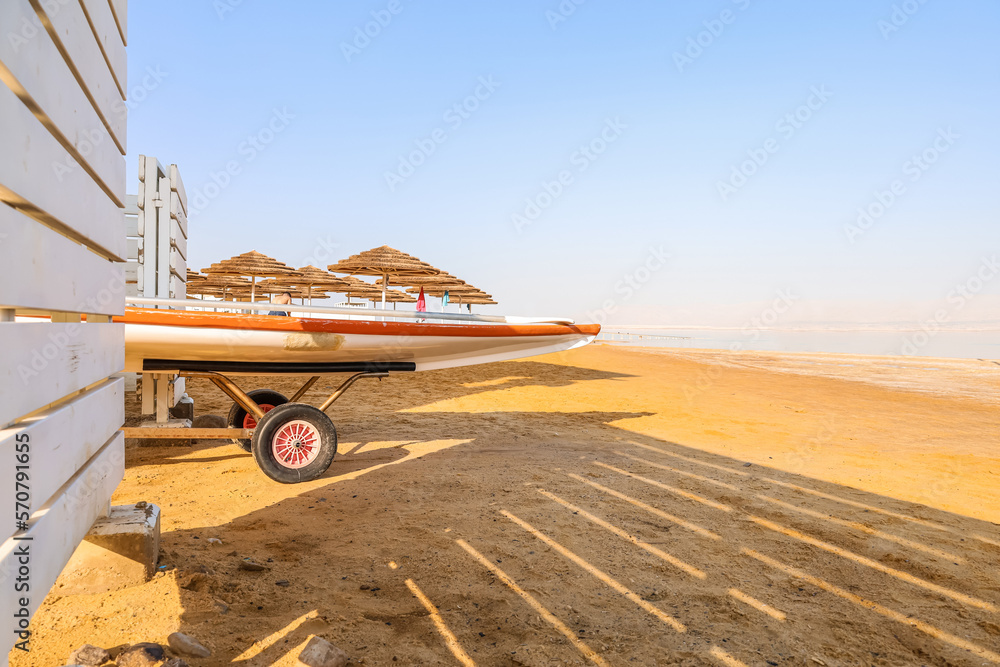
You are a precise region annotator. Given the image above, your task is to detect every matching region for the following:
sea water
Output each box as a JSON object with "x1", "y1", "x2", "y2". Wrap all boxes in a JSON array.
[{"x1": 598, "y1": 328, "x2": 1000, "y2": 361}]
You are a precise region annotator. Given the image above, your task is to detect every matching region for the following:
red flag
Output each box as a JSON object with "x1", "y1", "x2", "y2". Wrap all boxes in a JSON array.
[{"x1": 416, "y1": 286, "x2": 426, "y2": 312}]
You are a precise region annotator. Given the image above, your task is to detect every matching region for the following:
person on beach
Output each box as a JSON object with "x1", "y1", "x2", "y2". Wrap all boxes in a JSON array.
[{"x1": 267, "y1": 291, "x2": 292, "y2": 316}]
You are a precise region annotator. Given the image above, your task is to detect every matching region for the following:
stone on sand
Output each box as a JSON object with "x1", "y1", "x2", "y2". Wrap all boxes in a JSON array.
[
  {"x1": 67, "y1": 644, "x2": 109, "y2": 666},
  {"x1": 116, "y1": 643, "x2": 165, "y2": 667},
  {"x1": 297, "y1": 636, "x2": 348, "y2": 667},
  {"x1": 192, "y1": 414, "x2": 227, "y2": 428},
  {"x1": 239, "y1": 559, "x2": 270, "y2": 571},
  {"x1": 167, "y1": 632, "x2": 212, "y2": 658}
]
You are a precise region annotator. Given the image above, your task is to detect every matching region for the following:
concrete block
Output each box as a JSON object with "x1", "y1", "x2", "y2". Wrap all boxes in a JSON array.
[
  {"x1": 170, "y1": 395, "x2": 194, "y2": 421},
  {"x1": 54, "y1": 503, "x2": 161, "y2": 595}
]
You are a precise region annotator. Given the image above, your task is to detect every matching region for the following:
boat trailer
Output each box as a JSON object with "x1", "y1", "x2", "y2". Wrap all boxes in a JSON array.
[{"x1": 122, "y1": 365, "x2": 408, "y2": 484}]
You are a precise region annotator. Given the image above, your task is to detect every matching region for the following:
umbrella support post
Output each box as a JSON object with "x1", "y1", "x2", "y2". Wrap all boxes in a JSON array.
[
  {"x1": 381, "y1": 272, "x2": 388, "y2": 322},
  {"x1": 319, "y1": 372, "x2": 387, "y2": 412},
  {"x1": 289, "y1": 376, "x2": 321, "y2": 402}
]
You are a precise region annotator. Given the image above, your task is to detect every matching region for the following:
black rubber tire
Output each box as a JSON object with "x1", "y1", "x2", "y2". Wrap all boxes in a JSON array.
[
  {"x1": 251, "y1": 403, "x2": 338, "y2": 484},
  {"x1": 227, "y1": 389, "x2": 288, "y2": 452}
]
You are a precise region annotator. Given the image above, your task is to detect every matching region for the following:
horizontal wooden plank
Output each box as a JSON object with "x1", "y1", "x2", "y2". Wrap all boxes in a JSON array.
[
  {"x1": 109, "y1": 0, "x2": 127, "y2": 45},
  {"x1": 0, "y1": 322, "x2": 124, "y2": 427},
  {"x1": 0, "y1": 378, "x2": 123, "y2": 526},
  {"x1": 122, "y1": 371, "x2": 137, "y2": 392},
  {"x1": 124, "y1": 194, "x2": 138, "y2": 215},
  {"x1": 0, "y1": 432, "x2": 124, "y2": 642},
  {"x1": 170, "y1": 250, "x2": 186, "y2": 279},
  {"x1": 170, "y1": 164, "x2": 187, "y2": 215},
  {"x1": 0, "y1": 204, "x2": 125, "y2": 315},
  {"x1": 125, "y1": 214, "x2": 138, "y2": 236},
  {"x1": 170, "y1": 192, "x2": 187, "y2": 238},
  {"x1": 171, "y1": 219, "x2": 187, "y2": 260},
  {"x1": 122, "y1": 427, "x2": 252, "y2": 439},
  {"x1": 0, "y1": 0, "x2": 125, "y2": 207},
  {"x1": 126, "y1": 237, "x2": 139, "y2": 260},
  {"x1": 0, "y1": 83, "x2": 125, "y2": 260},
  {"x1": 169, "y1": 274, "x2": 185, "y2": 299},
  {"x1": 124, "y1": 261, "x2": 138, "y2": 283},
  {"x1": 138, "y1": 155, "x2": 164, "y2": 183},
  {"x1": 37, "y1": 0, "x2": 126, "y2": 152},
  {"x1": 80, "y1": 0, "x2": 126, "y2": 98}
]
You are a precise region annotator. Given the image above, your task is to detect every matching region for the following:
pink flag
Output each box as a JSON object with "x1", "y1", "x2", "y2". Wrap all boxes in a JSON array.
[{"x1": 416, "y1": 286, "x2": 426, "y2": 312}]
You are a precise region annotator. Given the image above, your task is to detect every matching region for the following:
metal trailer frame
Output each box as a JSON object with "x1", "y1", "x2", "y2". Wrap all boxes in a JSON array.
[{"x1": 121, "y1": 369, "x2": 389, "y2": 441}]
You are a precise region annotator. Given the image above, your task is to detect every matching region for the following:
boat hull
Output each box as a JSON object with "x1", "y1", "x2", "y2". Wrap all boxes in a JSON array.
[{"x1": 121, "y1": 309, "x2": 600, "y2": 374}]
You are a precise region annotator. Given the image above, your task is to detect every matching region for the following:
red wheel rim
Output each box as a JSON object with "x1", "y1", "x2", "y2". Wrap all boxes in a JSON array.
[
  {"x1": 243, "y1": 403, "x2": 276, "y2": 429},
  {"x1": 271, "y1": 420, "x2": 321, "y2": 469}
]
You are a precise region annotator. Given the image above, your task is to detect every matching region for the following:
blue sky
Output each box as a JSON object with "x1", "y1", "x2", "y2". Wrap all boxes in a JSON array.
[{"x1": 126, "y1": 1, "x2": 999, "y2": 325}]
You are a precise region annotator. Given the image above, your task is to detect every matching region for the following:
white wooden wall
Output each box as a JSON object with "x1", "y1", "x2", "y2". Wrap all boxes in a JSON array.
[
  {"x1": 126, "y1": 156, "x2": 188, "y2": 301},
  {"x1": 0, "y1": 0, "x2": 127, "y2": 663},
  {"x1": 126, "y1": 156, "x2": 188, "y2": 419}
]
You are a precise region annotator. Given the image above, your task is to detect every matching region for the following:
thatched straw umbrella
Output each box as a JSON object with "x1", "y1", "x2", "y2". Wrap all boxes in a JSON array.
[
  {"x1": 282, "y1": 265, "x2": 355, "y2": 305},
  {"x1": 329, "y1": 246, "x2": 439, "y2": 309},
  {"x1": 188, "y1": 274, "x2": 251, "y2": 301},
  {"x1": 386, "y1": 289, "x2": 417, "y2": 311},
  {"x1": 406, "y1": 283, "x2": 491, "y2": 311},
  {"x1": 386, "y1": 272, "x2": 488, "y2": 306},
  {"x1": 186, "y1": 283, "x2": 224, "y2": 299},
  {"x1": 185, "y1": 269, "x2": 208, "y2": 298},
  {"x1": 185, "y1": 271, "x2": 207, "y2": 297},
  {"x1": 343, "y1": 285, "x2": 383, "y2": 301},
  {"x1": 453, "y1": 294, "x2": 497, "y2": 312},
  {"x1": 253, "y1": 288, "x2": 321, "y2": 310},
  {"x1": 295, "y1": 291, "x2": 331, "y2": 302},
  {"x1": 410, "y1": 285, "x2": 486, "y2": 296},
  {"x1": 385, "y1": 289, "x2": 418, "y2": 302},
  {"x1": 255, "y1": 280, "x2": 344, "y2": 308},
  {"x1": 382, "y1": 274, "x2": 485, "y2": 299},
  {"x1": 256, "y1": 279, "x2": 308, "y2": 299},
  {"x1": 320, "y1": 275, "x2": 377, "y2": 305},
  {"x1": 376, "y1": 273, "x2": 465, "y2": 288},
  {"x1": 202, "y1": 251, "x2": 302, "y2": 302},
  {"x1": 335, "y1": 275, "x2": 374, "y2": 291},
  {"x1": 356, "y1": 287, "x2": 416, "y2": 310}
]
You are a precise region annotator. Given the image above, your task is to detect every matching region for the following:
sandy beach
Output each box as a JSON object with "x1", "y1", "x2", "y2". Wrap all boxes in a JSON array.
[{"x1": 14, "y1": 344, "x2": 1000, "y2": 666}]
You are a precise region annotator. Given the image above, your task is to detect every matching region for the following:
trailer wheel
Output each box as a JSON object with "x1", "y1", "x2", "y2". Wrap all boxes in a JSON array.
[
  {"x1": 251, "y1": 403, "x2": 337, "y2": 484},
  {"x1": 228, "y1": 389, "x2": 288, "y2": 452}
]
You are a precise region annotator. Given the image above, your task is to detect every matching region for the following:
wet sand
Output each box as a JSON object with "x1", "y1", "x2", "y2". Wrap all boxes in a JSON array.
[{"x1": 13, "y1": 345, "x2": 1000, "y2": 666}]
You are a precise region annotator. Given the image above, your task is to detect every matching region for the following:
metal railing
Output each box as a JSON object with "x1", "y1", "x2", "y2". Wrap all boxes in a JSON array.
[{"x1": 124, "y1": 296, "x2": 576, "y2": 326}]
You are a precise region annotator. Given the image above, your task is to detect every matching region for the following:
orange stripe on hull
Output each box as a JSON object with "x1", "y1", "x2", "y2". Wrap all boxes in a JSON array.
[{"x1": 118, "y1": 308, "x2": 601, "y2": 338}]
